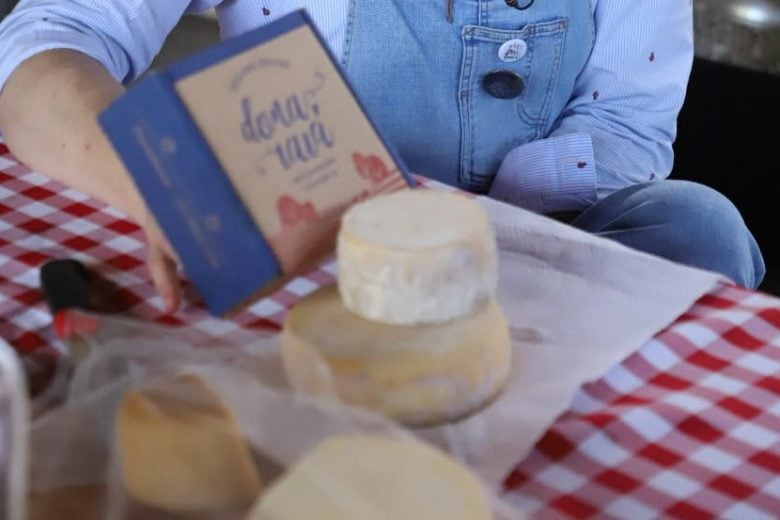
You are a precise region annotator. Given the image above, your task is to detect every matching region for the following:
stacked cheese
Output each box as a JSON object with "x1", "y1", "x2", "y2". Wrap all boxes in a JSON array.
[{"x1": 282, "y1": 189, "x2": 511, "y2": 427}]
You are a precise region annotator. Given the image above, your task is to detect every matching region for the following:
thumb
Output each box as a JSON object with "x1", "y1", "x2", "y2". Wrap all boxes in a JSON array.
[{"x1": 147, "y1": 242, "x2": 181, "y2": 313}]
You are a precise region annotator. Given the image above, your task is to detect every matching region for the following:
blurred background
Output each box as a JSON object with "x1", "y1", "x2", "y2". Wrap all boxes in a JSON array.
[{"x1": 1, "y1": 1, "x2": 778, "y2": 294}]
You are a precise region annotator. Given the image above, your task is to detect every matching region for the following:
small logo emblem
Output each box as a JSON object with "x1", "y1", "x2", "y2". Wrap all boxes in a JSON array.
[
  {"x1": 160, "y1": 136, "x2": 177, "y2": 155},
  {"x1": 499, "y1": 39, "x2": 528, "y2": 63}
]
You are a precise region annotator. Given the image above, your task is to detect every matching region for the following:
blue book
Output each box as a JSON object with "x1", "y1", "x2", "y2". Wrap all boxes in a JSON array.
[{"x1": 100, "y1": 10, "x2": 412, "y2": 316}]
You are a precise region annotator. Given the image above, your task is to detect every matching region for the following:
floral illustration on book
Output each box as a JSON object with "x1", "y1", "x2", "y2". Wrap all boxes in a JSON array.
[
  {"x1": 353, "y1": 153, "x2": 393, "y2": 184},
  {"x1": 352, "y1": 152, "x2": 408, "y2": 195},
  {"x1": 277, "y1": 194, "x2": 318, "y2": 228}
]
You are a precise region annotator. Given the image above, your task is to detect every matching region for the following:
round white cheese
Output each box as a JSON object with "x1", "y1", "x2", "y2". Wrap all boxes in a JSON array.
[
  {"x1": 281, "y1": 286, "x2": 511, "y2": 427},
  {"x1": 248, "y1": 435, "x2": 493, "y2": 520},
  {"x1": 116, "y1": 373, "x2": 262, "y2": 512},
  {"x1": 337, "y1": 189, "x2": 498, "y2": 325}
]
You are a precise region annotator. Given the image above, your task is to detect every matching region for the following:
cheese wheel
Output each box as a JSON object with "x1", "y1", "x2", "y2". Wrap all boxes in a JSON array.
[
  {"x1": 337, "y1": 189, "x2": 498, "y2": 325},
  {"x1": 281, "y1": 286, "x2": 511, "y2": 427},
  {"x1": 248, "y1": 435, "x2": 493, "y2": 520},
  {"x1": 116, "y1": 373, "x2": 262, "y2": 512}
]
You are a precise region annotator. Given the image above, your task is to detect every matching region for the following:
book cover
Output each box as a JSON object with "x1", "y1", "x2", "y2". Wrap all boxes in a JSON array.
[{"x1": 100, "y1": 10, "x2": 413, "y2": 316}]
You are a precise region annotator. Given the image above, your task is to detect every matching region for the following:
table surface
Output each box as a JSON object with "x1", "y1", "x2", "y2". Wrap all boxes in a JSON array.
[{"x1": 1, "y1": 141, "x2": 779, "y2": 519}]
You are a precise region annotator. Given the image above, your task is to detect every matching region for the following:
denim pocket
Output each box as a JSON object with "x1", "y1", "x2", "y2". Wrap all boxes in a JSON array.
[{"x1": 458, "y1": 18, "x2": 568, "y2": 186}]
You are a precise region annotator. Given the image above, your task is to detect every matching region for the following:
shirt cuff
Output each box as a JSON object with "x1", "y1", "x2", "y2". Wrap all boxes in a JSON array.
[
  {"x1": 0, "y1": 28, "x2": 128, "y2": 95},
  {"x1": 488, "y1": 132, "x2": 598, "y2": 214}
]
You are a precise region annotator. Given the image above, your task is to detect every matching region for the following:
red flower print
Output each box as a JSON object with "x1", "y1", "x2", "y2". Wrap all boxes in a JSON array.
[
  {"x1": 277, "y1": 195, "x2": 318, "y2": 227},
  {"x1": 352, "y1": 153, "x2": 392, "y2": 184}
]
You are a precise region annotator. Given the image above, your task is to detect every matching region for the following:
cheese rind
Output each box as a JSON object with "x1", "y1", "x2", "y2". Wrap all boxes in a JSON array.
[
  {"x1": 337, "y1": 189, "x2": 498, "y2": 325},
  {"x1": 249, "y1": 435, "x2": 493, "y2": 520},
  {"x1": 116, "y1": 373, "x2": 262, "y2": 512},
  {"x1": 282, "y1": 286, "x2": 511, "y2": 427}
]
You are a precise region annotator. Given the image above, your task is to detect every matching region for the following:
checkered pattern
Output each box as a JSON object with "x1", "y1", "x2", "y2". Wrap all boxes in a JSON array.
[
  {"x1": 503, "y1": 285, "x2": 780, "y2": 519},
  {"x1": 0, "y1": 141, "x2": 334, "y2": 393},
  {"x1": 1, "y1": 142, "x2": 778, "y2": 517}
]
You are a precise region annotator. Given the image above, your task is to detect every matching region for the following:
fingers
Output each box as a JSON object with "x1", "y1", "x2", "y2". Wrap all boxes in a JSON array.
[
  {"x1": 157, "y1": 231, "x2": 180, "y2": 264},
  {"x1": 147, "y1": 242, "x2": 181, "y2": 313},
  {"x1": 141, "y1": 210, "x2": 181, "y2": 312}
]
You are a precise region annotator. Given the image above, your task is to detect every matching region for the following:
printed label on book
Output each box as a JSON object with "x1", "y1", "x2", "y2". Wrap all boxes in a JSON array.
[{"x1": 174, "y1": 24, "x2": 408, "y2": 274}]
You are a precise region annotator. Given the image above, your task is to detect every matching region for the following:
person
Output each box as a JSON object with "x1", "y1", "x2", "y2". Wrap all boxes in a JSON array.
[{"x1": 0, "y1": 0, "x2": 766, "y2": 313}]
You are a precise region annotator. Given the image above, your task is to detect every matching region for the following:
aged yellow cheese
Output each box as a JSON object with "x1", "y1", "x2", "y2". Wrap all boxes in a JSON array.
[
  {"x1": 248, "y1": 435, "x2": 493, "y2": 520},
  {"x1": 282, "y1": 286, "x2": 511, "y2": 427},
  {"x1": 337, "y1": 189, "x2": 498, "y2": 325},
  {"x1": 116, "y1": 373, "x2": 262, "y2": 512}
]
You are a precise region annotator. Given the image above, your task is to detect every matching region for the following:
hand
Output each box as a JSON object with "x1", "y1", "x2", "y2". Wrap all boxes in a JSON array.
[
  {"x1": 0, "y1": 50, "x2": 182, "y2": 312},
  {"x1": 140, "y1": 211, "x2": 181, "y2": 313}
]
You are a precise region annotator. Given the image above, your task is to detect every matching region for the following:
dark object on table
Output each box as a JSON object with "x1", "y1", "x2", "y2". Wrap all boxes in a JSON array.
[
  {"x1": 39, "y1": 259, "x2": 132, "y2": 317},
  {"x1": 36, "y1": 259, "x2": 132, "y2": 411},
  {"x1": 672, "y1": 57, "x2": 780, "y2": 295},
  {"x1": 39, "y1": 259, "x2": 90, "y2": 315}
]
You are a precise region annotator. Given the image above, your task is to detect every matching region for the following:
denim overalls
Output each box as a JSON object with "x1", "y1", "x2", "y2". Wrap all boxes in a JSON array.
[
  {"x1": 336, "y1": 0, "x2": 765, "y2": 289},
  {"x1": 342, "y1": 0, "x2": 593, "y2": 193}
]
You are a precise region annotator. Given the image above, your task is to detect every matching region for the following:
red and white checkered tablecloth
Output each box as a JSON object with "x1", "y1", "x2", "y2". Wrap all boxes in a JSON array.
[{"x1": 1, "y1": 141, "x2": 778, "y2": 518}]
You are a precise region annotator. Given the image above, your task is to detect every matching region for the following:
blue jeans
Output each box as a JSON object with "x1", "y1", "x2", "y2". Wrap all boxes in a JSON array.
[{"x1": 569, "y1": 180, "x2": 765, "y2": 289}]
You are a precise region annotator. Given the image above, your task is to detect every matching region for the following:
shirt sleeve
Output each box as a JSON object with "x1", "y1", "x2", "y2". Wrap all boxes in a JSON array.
[
  {"x1": 0, "y1": 0, "x2": 223, "y2": 93},
  {"x1": 488, "y1": 0, "x2": 694, "y2": 214}
]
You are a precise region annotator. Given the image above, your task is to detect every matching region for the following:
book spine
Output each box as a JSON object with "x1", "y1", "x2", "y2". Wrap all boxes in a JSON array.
[{"x1": 98, "y1": 73, "x2": 280, "y2": 316}]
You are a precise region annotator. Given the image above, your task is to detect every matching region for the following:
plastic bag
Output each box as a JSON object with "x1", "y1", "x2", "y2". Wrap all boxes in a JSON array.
[
  {"x1": 27, "y1": 311, "x2": 524, "y2": 519},
  {"x1": 0, "y1": 337, "x2": 29, "y2": 520}
]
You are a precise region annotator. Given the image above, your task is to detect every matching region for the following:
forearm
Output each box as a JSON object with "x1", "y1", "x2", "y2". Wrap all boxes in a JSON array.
[
  {"x1": 0, "y1": 50, "x2": 145, "y2": 220},
  {"x1": 490, "y1": 0, "x2": 692, "y2": 214}
]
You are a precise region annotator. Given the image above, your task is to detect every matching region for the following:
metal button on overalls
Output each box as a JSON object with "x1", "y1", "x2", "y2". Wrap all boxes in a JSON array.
[
  {"x1": 505, "y1": 0, "x2": 535, "y2": 9},
  {"x1": 482, "y1": 70, "x2": 525, "y2": 99},
  {"x1": 498, "y1": 39, "x2": 528, "y2": 62}
]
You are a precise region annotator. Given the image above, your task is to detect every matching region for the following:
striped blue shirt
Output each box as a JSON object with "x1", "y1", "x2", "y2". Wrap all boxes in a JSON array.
[{"x1": 0, "y1": 0, "x2": 693, "y2": 213}]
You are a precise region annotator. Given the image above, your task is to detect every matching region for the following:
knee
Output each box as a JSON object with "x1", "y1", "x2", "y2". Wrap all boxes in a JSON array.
[
  {"x1": 648, "y1": 181, "x2": 764, "y2": 288},
  {"x1": 652, "y1": 181, "x2": 744, "y2": 231},
  {"x1": 586, "y1": 181, "x2": 766, "y2": 288}
]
